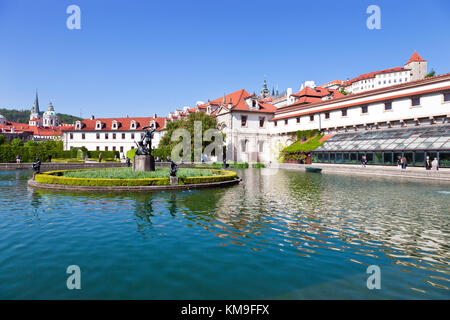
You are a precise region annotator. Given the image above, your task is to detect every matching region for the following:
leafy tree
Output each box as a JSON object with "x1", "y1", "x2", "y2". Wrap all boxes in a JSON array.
[
  {"x1": 339, "y1": 87, "x2": 350, "y2": 95},
  {"x1": 24, "y1": 140, "x2": 39, "y2": 147},
  {"x1": 0, "y1": 135, "x2": 6, "y2": 145},
  {"x1": 425, "y1": 69, "x2": 436, "y2": 78},
  {"x1": 10, "y1": 138, "x2": 23, "y2": 147},
  {"x1": 126, "y1": 148, "x2": 136, "y2": 160},
  {"x1": 154, "y1": 112, "x2": 223, "y2": 161}
]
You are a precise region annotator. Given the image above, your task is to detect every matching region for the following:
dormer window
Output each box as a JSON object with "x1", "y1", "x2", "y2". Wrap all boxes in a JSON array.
[
  {"x1": 112, "y1": 120, "x2": 118, "y2": 130},
  {"x1": 95, "y1": 120, "x2": 102, "y2": 130},
  {"x1": 130, "y1": 120, "x2": 136, "y2": 130},
  {"x1": 75, "y1": 121, "x2": 82, "y2": 130},
  {"x1": 150, "y1": 120, "x2": 156, "y2": 128}
]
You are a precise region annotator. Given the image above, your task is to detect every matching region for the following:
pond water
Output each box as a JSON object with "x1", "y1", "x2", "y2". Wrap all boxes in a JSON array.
[{"x1": 0, "y1": 169, "x2": 449, "y2": 299}]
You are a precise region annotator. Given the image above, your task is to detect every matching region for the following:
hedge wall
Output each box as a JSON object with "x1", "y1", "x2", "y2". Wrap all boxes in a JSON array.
[
  {"x1": 34, "y1": 169, "x2": 237, "y2": 187},
  {"x1": 87, "y1": 150, "x2": 120, "y2": 159}
]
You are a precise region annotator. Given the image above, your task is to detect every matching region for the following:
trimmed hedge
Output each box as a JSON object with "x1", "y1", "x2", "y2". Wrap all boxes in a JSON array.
[
  {"x1": 34, "y1": 168, "x2": 237, "y2": 187},
  {"x1": 179, "y1": 170, "x2": 237, "y2": 185},
  {"x1": 88, "y1": 150, "x2": 119, "y2": 159},
  {"x1": 252, "y1": 163, "x2": 265, "y2": 168}
]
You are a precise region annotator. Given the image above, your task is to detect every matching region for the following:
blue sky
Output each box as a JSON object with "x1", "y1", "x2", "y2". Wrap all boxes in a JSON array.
[{"x1": 0, "y1": 0, "x2": 449, "y2": 118}]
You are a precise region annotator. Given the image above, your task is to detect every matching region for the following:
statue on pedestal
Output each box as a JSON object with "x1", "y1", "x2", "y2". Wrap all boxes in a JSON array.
[
  {"x1": 133, "y1": 124, "x2": 156, "y2": 171},
  {"x1": 170, "y1": 160, "x2": 178, "y2": 177},
  {"x1": 32, "y1": 157, "x2": 41, "y2": 174},
  {"x1": 135, "y1": 124, "x2": 156, "y2": 156}
]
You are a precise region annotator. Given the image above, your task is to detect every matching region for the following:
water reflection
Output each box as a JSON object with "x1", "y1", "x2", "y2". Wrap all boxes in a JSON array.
[{"x1": 4, "y1": 169, "x2": 449, "y2": 298}]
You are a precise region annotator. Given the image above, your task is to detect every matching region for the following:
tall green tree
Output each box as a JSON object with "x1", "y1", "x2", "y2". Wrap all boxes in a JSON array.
[
  {"x1": 154, "y1": 112, "x2": 224, "y2": 161},
  {"x1": 10, "y1": 138, "x2": 23, "y2": 147}
]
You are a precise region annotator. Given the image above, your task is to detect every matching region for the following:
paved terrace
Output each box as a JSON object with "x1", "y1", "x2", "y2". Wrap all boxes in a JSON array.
[{"x1": 275, "y1": 163, "x2": 450, "y2": 183}]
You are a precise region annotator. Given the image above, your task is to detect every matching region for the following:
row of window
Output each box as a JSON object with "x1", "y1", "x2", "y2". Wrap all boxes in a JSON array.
[
  {"x1": 312, "y1": 150, "x2": 450, "y2": 167},
  {"x1": 69, "y1": 132, "x2": 143, "y2": 140},
  {"x1": 273, "y1": 93, "x2": 450, "y2": 126},
  {"x1": 241, "y1": 116, "x2": 266, "y2": 128}
]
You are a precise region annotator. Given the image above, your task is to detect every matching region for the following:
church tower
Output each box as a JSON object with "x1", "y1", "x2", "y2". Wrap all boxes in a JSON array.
[
  {"x1": 29, "y1": 90, "x2": 42, "y2": 126},
  {"x1": 43, "y1": 100, "x2": 60, "y2": 127},
  {"x1": 260, "y1": 77, "x2": 270, "y2": 99},
  {"x1": 404, "y1": 51, "x2": 427, "y2": 81}
]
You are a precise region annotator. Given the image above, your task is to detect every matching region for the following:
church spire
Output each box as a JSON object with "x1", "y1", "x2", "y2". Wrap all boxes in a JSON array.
[
  {"x1": 33, "y1": 90, "x2": 40, "y2": 114},
  {"x1": 261, "y1": 76, "x2": 269, "y2": 98}
]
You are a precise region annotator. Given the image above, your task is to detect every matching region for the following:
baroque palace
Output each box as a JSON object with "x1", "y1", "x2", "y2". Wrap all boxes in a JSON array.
[{"x1": 56, "y1": 51, "x2": 450, "y2": 166}]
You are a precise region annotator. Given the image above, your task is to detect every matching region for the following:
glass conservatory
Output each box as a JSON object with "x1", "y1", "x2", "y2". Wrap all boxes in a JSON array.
[{"x1": 312, "y1": 125, "x2": 450, "y2": 167}]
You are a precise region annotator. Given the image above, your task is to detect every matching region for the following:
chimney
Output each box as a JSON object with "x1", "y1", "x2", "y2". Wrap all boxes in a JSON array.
[
  {"x1": 153, "y1": 113, "x2": 157, "y2": 118},
  {"x1": 90, "y1": 115, "x2": 95, "y2": 120}
]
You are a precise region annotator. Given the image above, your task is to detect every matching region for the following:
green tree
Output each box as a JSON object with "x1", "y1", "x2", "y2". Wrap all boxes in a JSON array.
[
  {"x1": 154, "y1": 112, "x2": 223, "y2": 161},
  {"x1": 10, "y1": 138, "x2": 23, "y2": 147},
  {"x1": 339, "y1": 87, "x2": 350, "y2": 95},
  {"x1": 24, "y1": 140, "x2": 39, "y2": 147},
  {"x1": 425, "y1": 69, "x2": 436, "y2": 78},
  {"x1": 0, "y1": 135, "x2": 6, "y2": 145},
  {"x1": 126, "y1": 148, "x2": 136, "y2": 160}
]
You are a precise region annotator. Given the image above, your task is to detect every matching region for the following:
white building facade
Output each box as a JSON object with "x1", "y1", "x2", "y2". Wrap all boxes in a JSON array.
[{"x1": 63, "y1": 53, "x2": 448, "y2": 165}]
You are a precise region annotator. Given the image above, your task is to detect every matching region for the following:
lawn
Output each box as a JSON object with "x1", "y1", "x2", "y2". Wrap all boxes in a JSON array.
[{"x1": 62, "y1": 167, "x2": 218, "y2": 179}]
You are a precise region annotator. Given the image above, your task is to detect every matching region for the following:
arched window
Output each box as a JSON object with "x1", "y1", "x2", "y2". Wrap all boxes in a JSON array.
[
  {"x1": 130, "y1": 120, "x2": 136, "y2": 130},
  {"x1": 95, "y1": 120, "x2": 102, "y2": 130}
]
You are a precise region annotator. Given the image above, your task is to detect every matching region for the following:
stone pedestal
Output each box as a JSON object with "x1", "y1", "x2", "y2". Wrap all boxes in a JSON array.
[
  {"x1": 133, "y1": 155, "x2": 155, "y2": 171},
  {"x1": 170, "y1": 176, "x2": 178, "y2": 185}
]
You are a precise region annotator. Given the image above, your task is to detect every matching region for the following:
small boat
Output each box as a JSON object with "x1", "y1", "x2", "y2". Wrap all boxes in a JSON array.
[{"x1": 305, "y1": 166, "x2": 322, "y2": 173}]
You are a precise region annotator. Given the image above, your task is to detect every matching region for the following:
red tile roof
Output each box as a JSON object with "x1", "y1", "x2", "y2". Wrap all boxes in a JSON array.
[
  {"x1": 343, "y1": 67, "x2": 408, "y2": 87},
  {"x1": 405, "y1": 51, "x2": 426, "y2": 65},
  {"x1": 201, "y1": 89, "x2": 277, "y2": 114},
  {"x1": 0, "y1": 121, "x2": 66, "y2": 136},
  {"x1": 71, "y1": 116, "x2": 167, "y2": 131},
  {"x1": 271, "y1": 84, "x2": 450, "y2": 121},
  {"x1": 276, "y1": 72, "x2": 450, "y2": 114},
  {"x1": 287, "y1": 87, "x2": 345, "y2": 107},
  {"x1": 320, "y1": 80, "x2": 343, "y2": 87}
]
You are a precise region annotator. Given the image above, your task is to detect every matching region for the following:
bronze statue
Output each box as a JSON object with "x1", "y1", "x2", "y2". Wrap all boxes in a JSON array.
[
  {"x1": 169, "y1": 160, "x2": 178, "y2": 177},
  {"x1": 32, "y1": 157, "x2": 41, "y2": 174},
  {"x1": 135, "y1": 124, "x2": 156, "y2": 156}
]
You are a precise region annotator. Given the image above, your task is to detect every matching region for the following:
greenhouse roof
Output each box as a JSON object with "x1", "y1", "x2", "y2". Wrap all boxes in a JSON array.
[{"x1": 315, "y1": 125, "x2": 450, "y2": 152}]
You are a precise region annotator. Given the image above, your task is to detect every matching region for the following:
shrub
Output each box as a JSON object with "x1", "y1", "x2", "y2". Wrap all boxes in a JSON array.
[
  {"x1": 10, "y1": 138, "x2": 23, "y2": 147},
  {"x1": 230, "y1": 162, "x2": 249, "y2": 168},
  {"x1": 88, "y1": 150, "x2": 119, "y2": 159},
  {"x1": 126, "y1": 148, "x2": 136, "y2": 160},
  {"x1": 34, "y1": 168, "x2": 237, "y2": 186},
  {"x1": 252, "y1": 163, "x2": 265, "y2": 168}
]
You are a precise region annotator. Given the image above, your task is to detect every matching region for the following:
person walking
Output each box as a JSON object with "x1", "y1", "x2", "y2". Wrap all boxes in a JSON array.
[
  {"x1": 360, "y1": 155, "x2": 367, "y2": 168},
  {"x1": 98, "y1": 153, "x2": 102, "y2": 163},
  {"x1": 401, "y1": 156, "x2": 407, "y2": 170},
  {"x1": 397, "y1": 156, "x2": 402, "y2": 169},
  {"x1": 425, "y1": 156, "x2": 432, "y2": 170},
  {"x1": 16, "y1": 154, "x2": 21, "y2": 164},
  {"x1": 432, "y1": 157, "x2": 439, "y2": 171}
]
